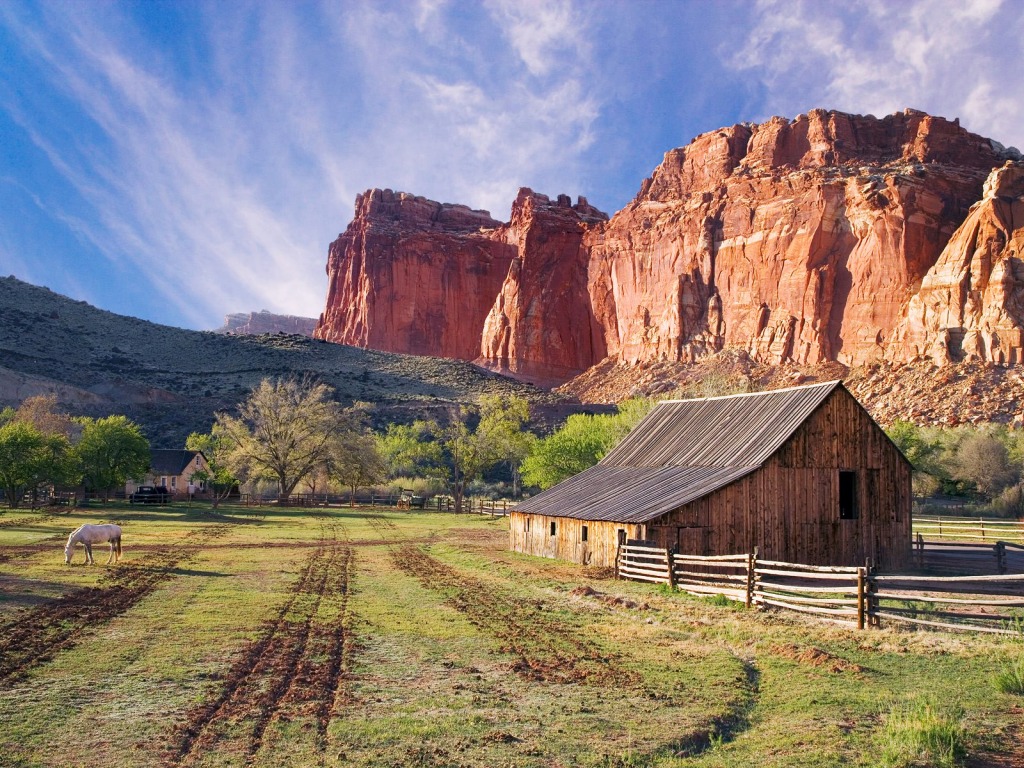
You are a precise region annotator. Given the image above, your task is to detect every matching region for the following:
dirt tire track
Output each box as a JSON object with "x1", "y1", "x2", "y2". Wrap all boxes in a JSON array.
[
  {"x1": 393, "y1": 544, "x2": 630, "y2": 686},
  {"x1": 0, "y1": 527, "x2": 221, "y2": 683},
  {"x1": 170, "y1": 524, "x2": 355, "y2": 767}
]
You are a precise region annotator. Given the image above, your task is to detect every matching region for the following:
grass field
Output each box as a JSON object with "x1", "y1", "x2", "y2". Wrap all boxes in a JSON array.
[{"x1": 1, "y1": 505, "x2": 1022, "y2": 768}]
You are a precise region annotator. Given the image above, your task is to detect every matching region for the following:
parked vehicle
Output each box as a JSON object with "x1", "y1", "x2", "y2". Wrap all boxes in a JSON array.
[{"x1": 129, "y1": 485, "x2": 170, "y2": 504}]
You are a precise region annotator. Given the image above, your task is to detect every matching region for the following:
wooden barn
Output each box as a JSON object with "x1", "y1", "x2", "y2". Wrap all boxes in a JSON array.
[{"x1": 510, "y1": 381, "x2": 912, "y2": 570}]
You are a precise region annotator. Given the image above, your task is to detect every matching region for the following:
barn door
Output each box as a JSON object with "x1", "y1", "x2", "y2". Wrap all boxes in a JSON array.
[{"x1": 677, "y1": 526, "x2": 710, "y2": 556}]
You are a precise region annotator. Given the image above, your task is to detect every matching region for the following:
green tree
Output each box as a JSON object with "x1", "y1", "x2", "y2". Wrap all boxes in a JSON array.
[
  {"x1": 520, "y1": 398, "x2": 654, "y2": 490},
  {"x1": 75, "y1": 415, "x2": 150, "y2": 501},
  {"x1": 0, "y1": 421, "x2": 75, "y2": 507},
  {"x1": 332, "y1": 431, "x2": 388, "y2": 505},
  {"x1": 953, "y1": 428, "x2": 1019, "y2": 498},
  {"x1": 215, "y1": 378, "x2": 344, "y2": 499},
  {"x1": 380, "y1": 421, "x2": 443, "y2": 479},
  {"x1": 520, "y1": 413, "x2": 615, "y2": 490},
  {"x1": 475, "y1": 395, "x2": 535, "y2": 498},
  {"x1": 185, "y1": 427, "x2": 238, "y2": 508}
]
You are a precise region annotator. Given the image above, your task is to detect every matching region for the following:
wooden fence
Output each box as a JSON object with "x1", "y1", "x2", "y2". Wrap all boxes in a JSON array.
[
  {"x1": 912, "y1": 516, "x2": 1024, "y2": 544},
  {"x1": 616, "y1": 542, "x2": 1024, "y2": 634}
]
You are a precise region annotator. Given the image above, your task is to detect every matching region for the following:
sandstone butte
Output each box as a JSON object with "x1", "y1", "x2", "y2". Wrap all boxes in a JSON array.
[{"x1": 314, "y1": 108, "x2": 1024, "y2": 389}]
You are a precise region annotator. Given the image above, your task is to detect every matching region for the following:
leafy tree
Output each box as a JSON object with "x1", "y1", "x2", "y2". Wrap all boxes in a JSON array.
[
  {"x1": 215, "y1": 378, "x2": 344, "y2": 499},
  {"x1": 15, "y1": 394, "x2": 75, "y2": 438},
  {"x1": 75, "y1": 415, "x2": 150, "y2": 501},
  {"x1": 475, "y1": 395, "x2": 535, "y2": 498},
  {"x1": 380, "y1": 421, "x2": 443, "y2": 479},
  {"x1": 953, "y1": 429, "x2": 1019, "y2": 498},
  {"x1": 0, "y1": 421, "x2": 75, "y2": 507},
  {"x1": 520, "y1": 413, "x2": 615, "y2": 490},
  {"x1": 185, "y1": 427, "x2": 238, "y2": 508},
  {"x1": 332, "y1": 431, "x2": 388, "y2": 505},
  {"x1": 520, "y1": 398, "x2": 654, "y2": 490}
]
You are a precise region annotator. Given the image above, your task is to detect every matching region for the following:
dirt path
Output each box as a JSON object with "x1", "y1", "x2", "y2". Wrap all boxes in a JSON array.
[
  {"x1": 169, "y1": 524, "x2": 355, "y2": 767},
  {"x1": 0, "y1": 527, "x2": 225, "y2": 684}
]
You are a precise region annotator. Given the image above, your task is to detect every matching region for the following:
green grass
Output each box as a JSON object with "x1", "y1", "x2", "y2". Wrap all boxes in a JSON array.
[{"x1": 1, "y1": 504, "x2": 1023, "y2": 766}]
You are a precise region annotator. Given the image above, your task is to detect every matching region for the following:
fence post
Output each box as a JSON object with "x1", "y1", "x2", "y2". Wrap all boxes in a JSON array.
[
  {"x1": 667, "y1": 547, "x2": 676, "y2": 589},
  {"x1": 916, "y1": 532, "x2": 924, "y2": 569},
  {"x1": 614, "y1": 544, "x2": 621, "y2": 580},
  {"x1": 997, "y1": 541, "x2": 1006, "y2": 574},
  {"x1": 745, "y1": 550, "x2": 755, "y2": 609},
  {"x1": 981, "y1": 518, "x2": 986, "y2": 541},
  {"x1": 857, "y1": 567, "x2": 866, "y2": 631}
]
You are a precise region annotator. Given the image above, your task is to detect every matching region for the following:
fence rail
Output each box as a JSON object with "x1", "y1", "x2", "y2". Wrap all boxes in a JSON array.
[
  {"x1": 912, "y1": 516, "x2": 1024, "y2": 544},
  {"x1": 615, "y1": 542, "x2": 1024, "y2": 634}
]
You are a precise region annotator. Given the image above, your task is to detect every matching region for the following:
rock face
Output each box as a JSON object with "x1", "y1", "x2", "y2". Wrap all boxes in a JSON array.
[
  {"x1": 315, "y1": 188, "x2": 515, "y2": 360},
  {"x1": 886, "y1": 161, "x2": 1024, "y2": 365},
  {"x1": 315, "y1": 109, "x2": 1024, "y2": 385},
  {"x1": 478, "y1": 190, "x2": 609, "y2": 387},
  {"x1": 216, "y1": 311, "x2": 317, "y2": 336}
]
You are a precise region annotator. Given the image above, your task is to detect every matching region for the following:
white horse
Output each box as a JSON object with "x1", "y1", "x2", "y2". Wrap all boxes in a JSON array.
[{"x1": 65, "y1": 523, "x2": 122, "y2": 565}]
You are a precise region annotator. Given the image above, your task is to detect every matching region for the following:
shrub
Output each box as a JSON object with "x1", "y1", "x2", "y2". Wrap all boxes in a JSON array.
[
  {"x1": 879, "y1": 699, "x2": 966, "y2": 768},
  {"x1": 995, "y1": 658, "x2": 1024, "y2": 695}
]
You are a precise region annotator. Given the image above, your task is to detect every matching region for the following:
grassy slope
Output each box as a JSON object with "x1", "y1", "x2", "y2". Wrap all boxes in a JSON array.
[
  {"x1": 0, "y1": 276, "x2": 565, "y2": 445},
  {"x1": 0, "y1": 506, "x2": 1020, "y2": 767}
]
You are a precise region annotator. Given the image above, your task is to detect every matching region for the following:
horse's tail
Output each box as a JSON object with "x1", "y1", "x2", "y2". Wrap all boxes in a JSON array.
[{"x1": 115, "y1": 536, "x2": 122, "y2": 559}]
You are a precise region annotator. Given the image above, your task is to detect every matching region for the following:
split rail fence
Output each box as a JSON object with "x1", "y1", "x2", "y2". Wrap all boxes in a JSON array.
[{"x1": 616, "y1": 540, "x2": 1024, "y2": 634}]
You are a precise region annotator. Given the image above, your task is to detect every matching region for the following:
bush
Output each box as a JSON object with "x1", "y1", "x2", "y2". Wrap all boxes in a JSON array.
[
  {"x1": 879, "y1": 699, "x2": 966, "y2": 768},
  {"x1": 992, "y1": 485, "x2": 1024, "y2": 518},
  {"x1": 995, "y1": 658, "x2": 1024, "y2": 695}
]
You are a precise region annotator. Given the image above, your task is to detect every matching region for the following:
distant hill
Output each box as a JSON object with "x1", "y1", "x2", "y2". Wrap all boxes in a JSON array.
[
  {"x1": 0, "y1": 277, "x2": 567, "y2": 446},
  {"x1": 213, "y1": 310, "x2": 317, "y2": 337}
]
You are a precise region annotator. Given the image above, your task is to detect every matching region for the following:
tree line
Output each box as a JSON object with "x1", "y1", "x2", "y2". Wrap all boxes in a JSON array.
[{"x1": 886, "y1": 421, "x2": 1024, "y2": 513}]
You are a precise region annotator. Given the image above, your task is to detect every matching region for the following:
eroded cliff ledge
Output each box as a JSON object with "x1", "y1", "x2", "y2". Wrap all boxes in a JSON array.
[{"x1": 314, "y1": 109, "x2": 1024, "y2": 386}]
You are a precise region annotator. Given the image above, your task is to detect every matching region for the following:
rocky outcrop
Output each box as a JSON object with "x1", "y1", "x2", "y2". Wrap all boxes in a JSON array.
[
  {"x1": 316, "y1": 109, "x2": 1024, "y2": 385},
  {"x1": 886, "y1": 161, "x2": 1024, "y2": 365},
  {"x1": 477, "y1": 190, "x2": 608, "y2": 387},
  {"x1": 216, "y1": 311, "x2": 317, "y2": 336},
  {"x1": 314, "y1": 188, "x2": 515, "y2": 359},
  {"x1": 590, "y1": 109, "x2": 1005, "y2": 370}
]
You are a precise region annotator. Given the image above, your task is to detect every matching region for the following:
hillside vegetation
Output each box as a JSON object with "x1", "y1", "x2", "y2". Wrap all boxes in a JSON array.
[{"x1": 0, "y1": 277, "x2": 565, "y2": 446}]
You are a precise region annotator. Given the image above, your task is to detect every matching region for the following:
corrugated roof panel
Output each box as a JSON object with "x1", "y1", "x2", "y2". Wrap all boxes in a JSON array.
[
  {"x1": 512, "y1": 465, "x2": 758, "y2": 523},
  {"x1": 601, "y1": 380, "x2": 840, "y2": 468}
]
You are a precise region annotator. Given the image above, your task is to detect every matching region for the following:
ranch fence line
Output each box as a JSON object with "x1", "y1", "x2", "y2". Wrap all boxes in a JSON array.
[
  {"x1": 912, "y1": 515, "x2": 1024, "y2": 544},
  {"x1": 239, "y1": 491, "x2": 512, "y2": 515},
  {"x1": 615, "y1": 541, "x2": 1024, "y2": 634}
]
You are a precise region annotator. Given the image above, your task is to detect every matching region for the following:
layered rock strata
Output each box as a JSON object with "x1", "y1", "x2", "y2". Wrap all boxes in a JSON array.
[
  {"x1": 216, "y1": 311, "x2": 317, "y2": 336},
  {"x1": 315, "y1": 109, "x2": 1024, "y2": 385}
]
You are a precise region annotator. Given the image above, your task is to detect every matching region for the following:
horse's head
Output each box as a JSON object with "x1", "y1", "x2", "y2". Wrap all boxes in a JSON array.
[{"x1": 64, "y1": 534, "x2": 75, "y2": 564}]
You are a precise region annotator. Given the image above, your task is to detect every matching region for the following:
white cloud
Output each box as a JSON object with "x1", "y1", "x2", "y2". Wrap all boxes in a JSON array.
[{"x1": 734, "y1": 0, "x2": 1024, "y2": 150}]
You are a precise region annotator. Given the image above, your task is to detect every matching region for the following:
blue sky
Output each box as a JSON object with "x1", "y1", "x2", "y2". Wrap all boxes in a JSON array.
[{"x1": 1, "y1": 0, "x2": 1022, "y2": 331}]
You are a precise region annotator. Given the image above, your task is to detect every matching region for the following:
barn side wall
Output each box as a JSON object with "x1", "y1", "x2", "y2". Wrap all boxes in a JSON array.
[
  {"x1": 508, "y1": 512, "x2": 644, "y2": 567},
  {"x1": 647, "y1": 388, "x2": 912, "y2": 569}
]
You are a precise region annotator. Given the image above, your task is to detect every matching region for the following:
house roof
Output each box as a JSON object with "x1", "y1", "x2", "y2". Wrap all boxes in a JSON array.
[
  {"x1": 149, "y1": 449, "x2": 203, "y2": 475},
  {"x1": 514, "y1": 380, "x2": 843, "y2": 523}
]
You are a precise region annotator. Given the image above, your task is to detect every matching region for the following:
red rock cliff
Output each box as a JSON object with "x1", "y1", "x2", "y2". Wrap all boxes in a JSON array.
[
  {"x1": 477, "y1": 190, "x2": 609, "y2": 387},
  {"x1": 314, "y1": 189, "x2": 514, "y2": 359},
  {"x1": 590, "y1": 109, "x2": 1004, "y2": 369},
  {"x1": 316, "y1": 109, "x2": 1022, "y2": 384}
]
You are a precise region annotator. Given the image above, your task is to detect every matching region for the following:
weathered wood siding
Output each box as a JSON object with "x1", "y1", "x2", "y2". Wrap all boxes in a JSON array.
[
  {"x1": 508, "y1": 512, "x2": 644, "y2": 567},
  {"x1": 648, "y1": 388, "x2": 912, "y2": 569}
]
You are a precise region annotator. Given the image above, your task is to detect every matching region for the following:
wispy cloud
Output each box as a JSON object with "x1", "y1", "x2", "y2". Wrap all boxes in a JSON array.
[
  {"x1": 733, "y1": 0, "x2": 1024, "y2": 150},
  {"x1": 0, "y1": 1, "x2": 607, "y2": 327}
]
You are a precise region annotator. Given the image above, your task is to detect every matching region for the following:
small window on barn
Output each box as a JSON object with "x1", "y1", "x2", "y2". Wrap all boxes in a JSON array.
[
  {"x1": 550, "y1": 521, "x2": 556, "y2": 536},
  {"x1": 617, "y1": 529, "x2": 626, "y2": 546},
  {"x1": 839, "y1": 470, "x2": 858, "y2": 520},
  {"x1": 525, "y1": 517, "x2": 530, "y2": 532},
  {"x1": 581, "y1": 525, "x2": 588, "y2": 542}
]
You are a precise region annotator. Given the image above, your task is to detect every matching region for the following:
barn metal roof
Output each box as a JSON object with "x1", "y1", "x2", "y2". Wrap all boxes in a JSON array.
[
  {"x1": 601, "y1": 379, "x2": 841, "y2": 468},
  {"x1": 513, "y1": 380, "x2": 843, "y2": 523},
  {"x1": 513, "y1": 464, "x2": 759, "y2": 522}
]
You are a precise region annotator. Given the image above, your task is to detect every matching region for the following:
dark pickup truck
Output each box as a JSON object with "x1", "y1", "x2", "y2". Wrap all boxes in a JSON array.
[{"x1": 130, "y1": 485, "x2": 170, "y2": 504}]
